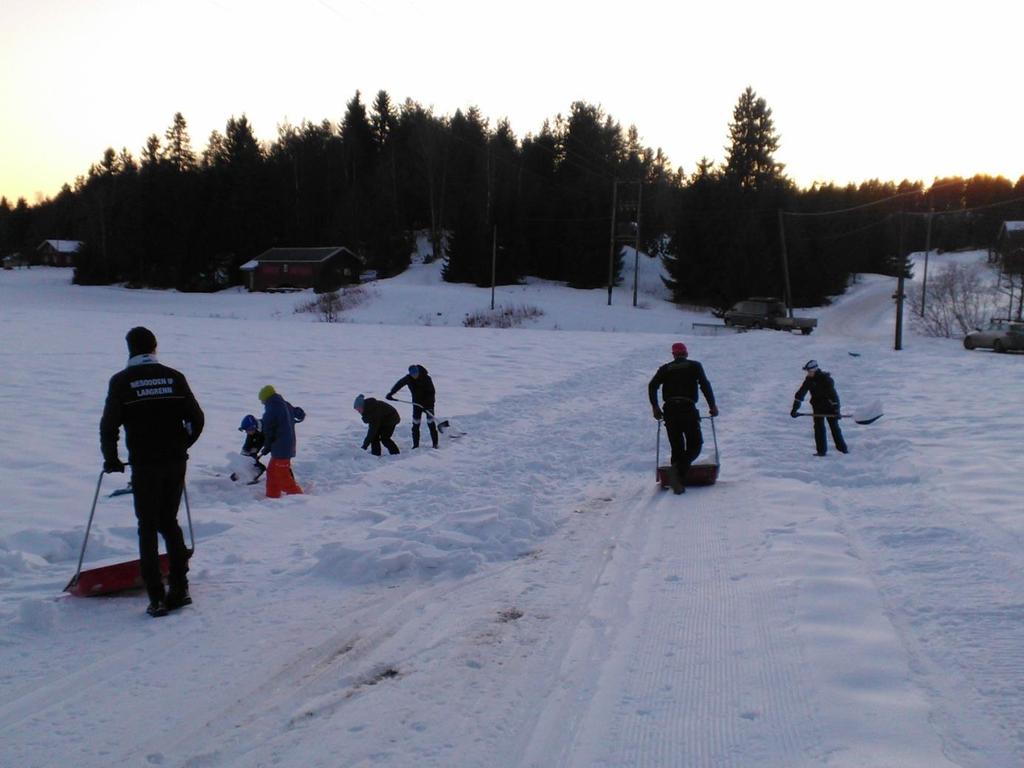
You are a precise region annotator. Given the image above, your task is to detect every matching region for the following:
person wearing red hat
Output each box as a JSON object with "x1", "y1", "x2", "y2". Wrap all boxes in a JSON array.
[{"x1": 648, "y1": 341, "x2": 719, "y2": 494}]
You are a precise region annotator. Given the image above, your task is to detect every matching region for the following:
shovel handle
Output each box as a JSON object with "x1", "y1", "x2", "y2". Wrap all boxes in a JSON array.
[
  {"x1": 389, "y1": 397, "x2": 438, "y2": 420},
  {"x1": 69, "y1": 471, "x2": 106, "y2": 589},
  {"x1": 68, "y1": 469, "x2": 196, "y2": 591}
]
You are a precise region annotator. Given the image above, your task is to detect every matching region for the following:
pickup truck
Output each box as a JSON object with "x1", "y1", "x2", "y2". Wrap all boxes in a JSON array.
[{"x1": 722, "y1": 297, "x2": 817, "y2": 334}]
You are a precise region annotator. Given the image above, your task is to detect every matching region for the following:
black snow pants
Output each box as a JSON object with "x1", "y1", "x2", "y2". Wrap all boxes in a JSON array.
[
  {"x1": 370, "y1": 423, "x2": 401, "y2": 456},
  {"x1": 664, "y1": 397, "x2": 703, "y2": 477},
  {"x1": 813, "y1": 415, "x2": 848, "y2": 455},
  {"x1": 411, "y1": 402, "x2": 439, "y2": 448},
  {"x1": 131, "y1": 460, "x2": 190, "y2": 603}
]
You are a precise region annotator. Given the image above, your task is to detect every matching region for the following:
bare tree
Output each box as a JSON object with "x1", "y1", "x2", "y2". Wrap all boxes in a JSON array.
[{"x1": 911, "y1": 263, "x2": 995, "y2": 337}]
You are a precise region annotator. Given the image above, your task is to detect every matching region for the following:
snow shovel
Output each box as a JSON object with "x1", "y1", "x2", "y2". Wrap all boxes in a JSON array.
[
  {"x1": 795, "y1": 399, "x2": 883, "y2": 425},
  {"x1": 65, "y1": 471, "x2": 195, "y2": 597},
  {"x1": 656, "y1": 413, "x2": 720, "y2": 489},
  {"x1": 230, "y1": 456, "x2": 266, "y2": 485},
  {"x1": 388, "y1": 397, "x2": 464, "y2": 438},
  {"x1": 108, "y1": 482, "x2": 133, "y2": 497}
]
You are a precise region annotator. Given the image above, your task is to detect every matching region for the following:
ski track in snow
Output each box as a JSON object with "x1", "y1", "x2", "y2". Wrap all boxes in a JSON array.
[{"x1": 2, "y1": 257, "x2": 1023, "y2": 767}]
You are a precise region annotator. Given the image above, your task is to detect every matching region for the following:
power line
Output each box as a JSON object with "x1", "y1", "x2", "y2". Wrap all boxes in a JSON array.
[
  {"x1": 784, "y1": 213, "x2": 898, "y2": 244},
  {"x1": 781, "y1": 180, "x2": 964, "y2": 218},
  {"x1": 902, "y1": 194, "x2": 1024, "y2": 218}
]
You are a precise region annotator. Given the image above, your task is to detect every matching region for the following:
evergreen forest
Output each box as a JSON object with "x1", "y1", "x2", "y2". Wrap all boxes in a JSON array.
[{"x1": 3, "y1": 87, "x2": 1024, "y2": 310}]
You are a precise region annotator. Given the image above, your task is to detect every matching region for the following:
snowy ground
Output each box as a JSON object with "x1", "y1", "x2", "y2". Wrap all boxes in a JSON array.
[{"x1": 1, "y1": 249, "x2": 1022, "y2": 767}]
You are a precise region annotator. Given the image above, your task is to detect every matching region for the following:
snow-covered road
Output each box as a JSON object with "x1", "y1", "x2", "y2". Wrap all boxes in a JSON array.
[{"x1": 2, "y1": 258, "x2": 1022, "y2": 767}]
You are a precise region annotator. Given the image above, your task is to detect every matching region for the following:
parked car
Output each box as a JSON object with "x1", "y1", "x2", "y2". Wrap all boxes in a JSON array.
[
  {"x1": 722, "y1": 297, "x2": 817, "y2": 334},
  {"x1": 963, "y1": 319, "x2": 1024, "y2": 352}
]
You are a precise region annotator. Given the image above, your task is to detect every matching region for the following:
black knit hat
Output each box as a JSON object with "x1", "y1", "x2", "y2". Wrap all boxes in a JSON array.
[{"x1": 126, "y1": 326, "x2": 157, "y2": 357}]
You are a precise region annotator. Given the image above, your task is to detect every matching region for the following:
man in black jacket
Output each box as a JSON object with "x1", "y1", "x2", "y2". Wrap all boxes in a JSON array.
[
  {"x1": 791, "y1": 359, "x2": 848, "y2": 456},
  {"x1": 100, "y1": 327, "x2": 204, "y2": 617},
  {"x1": 386, "y1": 364, "x2": 438, "y2": 449},
  {"x1": 648, "y1": 342, "x2": 719, "y2": 494},
  {"x1": 353, "y1": 394, "x2": 401, "y2": 455}
]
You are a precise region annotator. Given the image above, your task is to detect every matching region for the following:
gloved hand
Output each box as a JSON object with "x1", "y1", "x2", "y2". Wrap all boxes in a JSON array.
[
  {"x1": 104, "y1": 458, "x2": 125, "y2": 473},
  {"x1": 790, "y1": 408, "x2": 799, "y2": 418},
  {"x1": 385, "y1": 393, "x2": 395, "y2": 401},
  {"x1": 259, "y1": 448, "x2": 270, "y2": 458},
  {"x1": 709, "y1": 405, "x2": 719, "y2": 418},
  {"x1": 652, "y1": 406, "x2": 663, "y2": 421}
]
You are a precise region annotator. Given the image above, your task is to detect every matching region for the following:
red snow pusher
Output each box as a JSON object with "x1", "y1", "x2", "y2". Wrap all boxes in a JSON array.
[
  {"x1": 656, "y1": 415, "x2": 720, "y2": 489},
  {"x1": 64, "y1": 471, "x2": 195, "y2": 597}
]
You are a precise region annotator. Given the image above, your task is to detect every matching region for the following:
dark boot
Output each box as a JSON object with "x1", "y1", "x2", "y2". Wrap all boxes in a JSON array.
[
  {"x1": 667, "y1": 465, "x2": 686, "y2": 494},
  {"x1": 411, "y1": 424, "x2": 420, "y2": 449},
  {"x1": 428, "y1": 422, "x2": 439, "y2": 448},
  {"x1": 166, "y1": 583, "x2": 192, "y2": 610},
  {"x1": 147, "y1": 600, "x2": 168, "y2": 617}
]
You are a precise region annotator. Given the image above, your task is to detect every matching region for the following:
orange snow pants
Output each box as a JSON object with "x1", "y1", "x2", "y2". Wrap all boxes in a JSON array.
[{"x1": 266, "y1": 458, "x2": 303, "y2": 498}]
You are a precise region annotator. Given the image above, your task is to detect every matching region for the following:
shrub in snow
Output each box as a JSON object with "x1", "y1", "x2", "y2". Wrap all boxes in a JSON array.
[
  {"x1": 293, "y1": 286, "x2": 369, "y2": 322},
  {"x1": 463, "y1": 304, "x2": 543, "y2": 329}
]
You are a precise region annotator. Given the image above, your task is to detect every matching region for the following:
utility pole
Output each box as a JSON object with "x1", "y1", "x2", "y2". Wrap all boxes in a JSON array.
[
  {"x1": 920, "y1": 207, "x2": 933, "y2": 317},
  {"x1": 632, "y1": 183, "x2": 643, "y2": 307},
  {"x1": 490, "y1": 225, "x2": 497, "y2": 311},
  {"x1": 608, "y1": 180, "x2": 643, "y2": 307},
  {"x1": 894, "y1": 212, "x2": 906, "y2": 351},
  {"x1": 778, "y1": 209, "x2": 794, "y2": 318},
  {"x1": 607, "y1": 180, "x2": 618, "y2": 306}
]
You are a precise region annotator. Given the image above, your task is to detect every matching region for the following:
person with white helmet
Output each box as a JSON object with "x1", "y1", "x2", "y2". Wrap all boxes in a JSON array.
[{"x1": 791, "y1": 360, "x2": 848, "y2": 456}]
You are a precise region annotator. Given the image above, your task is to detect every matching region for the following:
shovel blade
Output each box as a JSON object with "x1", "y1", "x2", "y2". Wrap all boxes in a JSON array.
[
  {"x1": 852, "y1": 399, "x2": 884, "y2": 425},
  {"x1": 65, "y1": 554, "x2": 171, "y2": 597},
  {"x1": 657, "y1": 462, "x2": 719, "y2": 488}
]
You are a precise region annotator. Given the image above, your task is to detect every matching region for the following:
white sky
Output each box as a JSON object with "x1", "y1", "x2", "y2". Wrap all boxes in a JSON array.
[{"x1": 2, "y1": 0, "x2": 1023, "y2": 203}]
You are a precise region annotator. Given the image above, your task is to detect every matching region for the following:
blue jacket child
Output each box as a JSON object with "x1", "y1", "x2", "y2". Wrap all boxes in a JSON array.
[{"x1": 259, "y1": 387, "x2": 306, "y2": 459}]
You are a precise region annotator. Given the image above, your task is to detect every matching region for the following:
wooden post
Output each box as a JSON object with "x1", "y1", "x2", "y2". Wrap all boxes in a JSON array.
[
  {"x1": 607, "y1": 180, "x2": 618, "y2": 306},
  {"x1": 490, "y1": 225, "x2": 496, "y2": 311},
  {"x1": 895, "y1": 212, "x2": 906, "y2": 351},
  {"x1": 920, "y1": 209, "x2": 933, "y2": 317},
  {"x1": 632, "y1": 182, "x2": 643, "y2": 308},
  {"x1": 778, "y1": 209, "x2": 793, "y2": 318}
]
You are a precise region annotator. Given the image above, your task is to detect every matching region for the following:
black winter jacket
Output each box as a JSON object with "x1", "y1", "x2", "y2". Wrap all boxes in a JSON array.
[
  {"x1": 387, "y1": 366, "x2": 436, "y2": 408},
  {"x1": 240, "y1": 429, "x2": 265, "y2": 458},
  {"x1": 793, "y1": 371, "x2": 840, "y2": 412},
  {"x1": 648, "y1": 358, "x2": 716, "y2": 410},
  {"x1": 360, "y1": 398, "x2": 401, "y2": 447},
  {"x1": 100, "y1": 355, "x2": 204, "y2": 466}
]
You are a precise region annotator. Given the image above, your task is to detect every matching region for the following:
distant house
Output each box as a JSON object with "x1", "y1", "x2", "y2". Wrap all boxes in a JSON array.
[
  {"x1": 246, "y1": 247, "x2": 364, "y2": 293},
  {"x1": 996, "y1": 222, "x2": 1024, "y2": 254},
  {"x1": 995, "y1": 222, "x2": 1024, "y2": 271},
  {"x1": 36, "y1": 239, "x2": 83, "y2": 267}
]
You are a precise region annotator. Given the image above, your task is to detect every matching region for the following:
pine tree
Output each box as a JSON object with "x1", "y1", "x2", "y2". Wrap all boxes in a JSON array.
[
  {"x1": 370, "y1": 90, "x2": 397, "y2": 152},
  {"x1": 555, "y1": 101, "x2": 624, "y2": 288},
  {"x1": 443, "y1": 107, "x2": 490, "y2": 285},
  {"x1": 723, "y1": 87, "x2": 784, "y2": 193},
  {"x1": 202, "y1": 129, "x2": 228, "y2": 168},
  {"x1": 164, "y1": 113, "x2": 196, "y2": 173}
]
